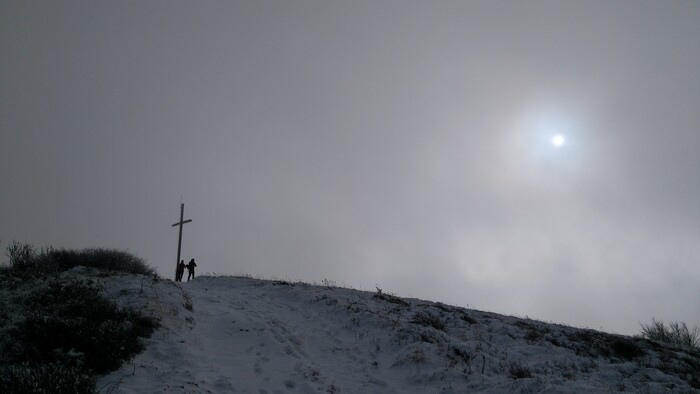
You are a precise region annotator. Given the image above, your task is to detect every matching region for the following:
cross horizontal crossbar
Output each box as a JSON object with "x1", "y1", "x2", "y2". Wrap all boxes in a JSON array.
[{"x1": 172, "y1": 219, "x2": 192, "y2": 227}]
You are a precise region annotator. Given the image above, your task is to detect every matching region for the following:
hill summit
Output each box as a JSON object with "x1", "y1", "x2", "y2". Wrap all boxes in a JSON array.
[{"x1": 96, "y1": 273, "x2": 700, "y2": 393}]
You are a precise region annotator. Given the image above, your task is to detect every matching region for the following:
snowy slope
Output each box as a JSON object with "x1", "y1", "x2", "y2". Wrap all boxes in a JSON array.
[{"x1": 97, "y1": 275, "x2": 700, "y2": 393}]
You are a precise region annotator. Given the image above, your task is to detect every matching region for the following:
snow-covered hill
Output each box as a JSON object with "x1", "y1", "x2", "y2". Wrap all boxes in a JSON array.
[{"x1": 97, "y1": 274, "x2": 700, "y2": 393}]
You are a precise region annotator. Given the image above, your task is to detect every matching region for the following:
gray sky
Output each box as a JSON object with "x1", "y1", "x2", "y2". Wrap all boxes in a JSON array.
[{"x1": 2, "y1": 1, "x2": 699, "y2": 335}]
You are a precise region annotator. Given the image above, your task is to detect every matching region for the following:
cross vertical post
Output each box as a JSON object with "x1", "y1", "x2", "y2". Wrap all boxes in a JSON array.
[{"x1": 172, "y1": 202, "x2": 192, "y2": 280}]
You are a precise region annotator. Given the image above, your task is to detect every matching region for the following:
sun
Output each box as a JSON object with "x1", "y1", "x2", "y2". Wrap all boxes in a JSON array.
[{"x1": 551, "y1": 134, "x2": 565, "y2": 147}]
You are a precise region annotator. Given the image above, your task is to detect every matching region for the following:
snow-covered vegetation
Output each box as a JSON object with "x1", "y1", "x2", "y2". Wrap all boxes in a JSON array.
[
  {"x1": 2, "y1": 243, "x2": 699, "y2": 393},
  {"x1": 641, "y1": 319, "x2": 700, "y2": 351},
  {"x1": 0, "y1": 244, "x2": 159, "y2": 393},
  {"x1": 99, "y1": 275, "x2": 700, "y2": 393}
]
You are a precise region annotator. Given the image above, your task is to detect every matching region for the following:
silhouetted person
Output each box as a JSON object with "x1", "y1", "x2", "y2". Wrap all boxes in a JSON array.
[
  {"x1": 176, "y1": 260, "x2": 186, "y2": 282},
  {"x1": 186, "y1": 258, "x2": 197, "y2": 281}
]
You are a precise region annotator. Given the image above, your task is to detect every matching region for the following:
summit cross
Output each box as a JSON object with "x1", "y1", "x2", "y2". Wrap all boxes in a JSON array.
[{"x1": 172, "y1": 202, "x2": 192, "y2": 280}]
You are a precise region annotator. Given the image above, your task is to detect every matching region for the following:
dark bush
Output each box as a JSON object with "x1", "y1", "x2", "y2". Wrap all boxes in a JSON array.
[
  {"x1": 47, "y1": 248, "x2": 156, "y2": 276},
  {"x1": 3, "y1": 243, "x2": 156, "y2": 276},
  {"x1": 5, "y1": 241, "x2": 36, "y2": 271},
  {"x1": 374, "y1": 292, "x2": 410, "y2": 307},
  {"x1": 0, "y1": 363, "x2": 95, "y2": 394},
  {"x1": 524, "y1": 329, "x2": 544, "y2": 342},
  {"x1": 561, "y1": 329, "x2": 646, "y2": 360},
  {"x1": 459, "y1": 311, "x2": 477, "y2": 325},
  {"x1": 610, "y1": 338, "x2": 644, "y2": 360},
  {"x1": 10, "y1": 282, "x2": 159, "y2": 373},
  {"x1": 0, "y1": 280, "x2": 158, "y2": 392},
  {"x1": 410, "y1": 312, "x2": 446, "y2": 331},
  {"x1": 508, "y1": 362, "x2": 532, "y2": 379},
  {"x1": 641, "y1": 319, "x2": 700, "y2": 350}
]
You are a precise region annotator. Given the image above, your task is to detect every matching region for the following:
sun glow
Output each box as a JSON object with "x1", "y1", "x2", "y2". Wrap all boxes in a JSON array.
[
  {"x1": 551, "y1": 134, "x2": 565, "y2": 147},
  {"x1": 509, "y1": 103, "x2": 586, "y2": 174}
]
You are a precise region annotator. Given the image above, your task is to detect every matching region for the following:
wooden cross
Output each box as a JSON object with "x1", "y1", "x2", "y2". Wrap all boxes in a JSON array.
[{"x1": 172, "y1": 202, "x2": 192, "y2": 280}]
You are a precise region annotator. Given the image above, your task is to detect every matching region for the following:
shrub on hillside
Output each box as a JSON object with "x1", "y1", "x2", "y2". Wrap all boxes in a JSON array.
[
  {"x1": 508, "y1": 361, "x2": 532, "y2": 379},
  {"x1": 0, "y1": 280, "x2": 158, "y2": 393},
  {"x1": 3, "y1": 242, "x2": 155, "y2": 276},
  {"x1": 610, "y1": 338, "x2": 645, "y2": 360},
  {"x1": 0, "y1": 363, "x2": 95, "y2": 394},
  {"x1": 48, "y1": 248, "x2": 156, "y2": 275},
  {"x1": 5, "y1": 241, "x2": 36, "y2": 271},
  {"x1": 640, "y1": 318, "x2": 700, "y2": 349},
  {"x1": 410, "y1": 312, "x2": 446, "y2": 331}
]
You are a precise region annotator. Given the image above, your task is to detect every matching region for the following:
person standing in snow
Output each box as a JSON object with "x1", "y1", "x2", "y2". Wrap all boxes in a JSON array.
[
  {"x1": 186, "y1": 258, "x2": 197, "y2": 281},
  {"x1": 176, "y1": 260, "x2": 186, "y2": 282}
]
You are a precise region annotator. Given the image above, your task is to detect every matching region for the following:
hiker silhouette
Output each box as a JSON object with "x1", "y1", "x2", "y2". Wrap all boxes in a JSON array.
[
  {"x1": 176, "y1": 260, "x2": 186, "y2": 282},
  {"x1": 186, "y1": 258, "x2": 197, "y2": 281}
]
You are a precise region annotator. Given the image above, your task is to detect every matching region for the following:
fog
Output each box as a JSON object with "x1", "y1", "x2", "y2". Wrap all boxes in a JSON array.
[{"x1": 2, "y1": 1, "x2": 699, "y2": 334}]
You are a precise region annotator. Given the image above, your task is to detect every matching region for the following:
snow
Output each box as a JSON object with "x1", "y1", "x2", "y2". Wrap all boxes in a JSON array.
[{"x1": 96, "y1": 274, "x2": 700, "y2": 393}]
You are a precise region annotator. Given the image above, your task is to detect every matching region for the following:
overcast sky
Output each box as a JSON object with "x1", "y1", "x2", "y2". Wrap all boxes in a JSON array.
[{"x1": 2, "y1": 1, "x2": 699, "y2": 335}]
